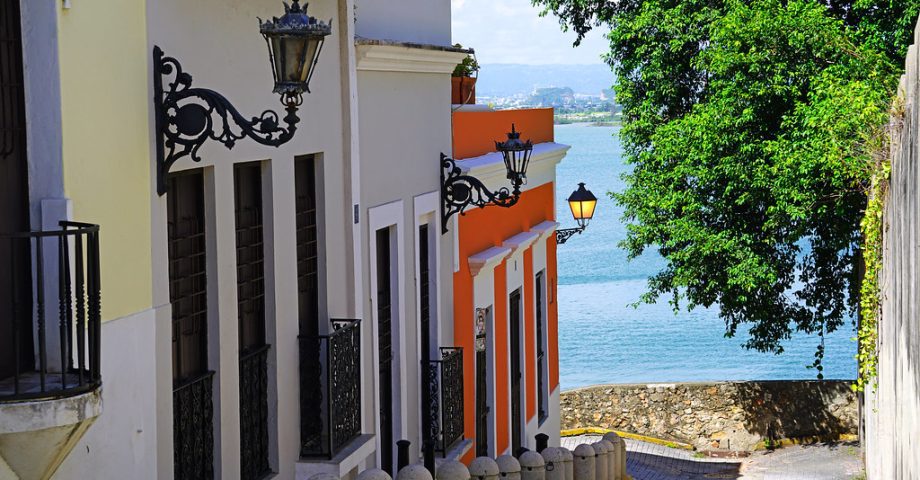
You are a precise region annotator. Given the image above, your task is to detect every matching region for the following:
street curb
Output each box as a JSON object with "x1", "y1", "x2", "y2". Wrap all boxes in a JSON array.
[
  {"x1": 559, "y1": 427, "x2": 695, "y2": 451},
  {"x1": 754, "y1": 433, "x2": 859, "y2": 450}
]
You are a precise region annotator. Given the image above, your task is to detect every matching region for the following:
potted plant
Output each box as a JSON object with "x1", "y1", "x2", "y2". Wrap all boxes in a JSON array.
[{"x1": 451, "y1": 45, "x2": 479, "y2": 105}]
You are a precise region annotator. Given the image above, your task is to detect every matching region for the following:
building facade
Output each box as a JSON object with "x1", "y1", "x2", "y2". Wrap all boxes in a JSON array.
[
  {"x1": 0, "y1": 0, "x2": 568, "y2": 478},
  {"x1": 449, "y1": 108, "x2": 566, "y2": 461}
]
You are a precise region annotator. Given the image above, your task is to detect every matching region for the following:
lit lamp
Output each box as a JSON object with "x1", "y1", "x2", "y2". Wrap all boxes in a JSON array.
[
  {"x1": 557, "y1": 183, "x2": 597, "y2": 244},
  {"x1": 152, "y1": 0, "x2": 331, "y2": 196},
  {"x1": 440, "y1": 124, "x2": 534, "y2": 233}
]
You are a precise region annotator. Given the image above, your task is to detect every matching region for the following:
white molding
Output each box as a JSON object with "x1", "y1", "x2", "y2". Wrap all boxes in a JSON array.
[
  {"x1": 367, "y1": 199, "x2": 407, "y2": 473},
  {"x1": 530, "y1": 221, "x2": 560, "y2": 243},
  {"x1": 502, "y1": 231, "x2": 540, "y2": 255},
  {"x1": 412, "y1": 191, "x2": 440, "y2": 453},
  {"x1": 454, "y1": 143, "x2": 570, "y2": 195},
  {"x1": 468, "y1": 246, "x2": 513, "y2": 277},
  {"x1": 356, "y1": 43, "x2": 468, "y2": 73}
]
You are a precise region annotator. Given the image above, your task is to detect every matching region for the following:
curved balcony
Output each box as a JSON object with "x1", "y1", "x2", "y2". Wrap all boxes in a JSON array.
[{"x1": 0, "y1": 221, "x2": 103, "y2": 480}]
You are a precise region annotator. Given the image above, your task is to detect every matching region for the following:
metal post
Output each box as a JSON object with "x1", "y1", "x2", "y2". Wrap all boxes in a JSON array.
[
  {"x1": 397, "y1": 439, "x2": 411, "y2": 472},
  {"x1": 536, "y1": 433, "x2": 549, "y2": 453}
]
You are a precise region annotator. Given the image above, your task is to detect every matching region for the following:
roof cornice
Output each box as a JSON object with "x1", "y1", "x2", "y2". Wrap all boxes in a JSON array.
[{"x1": 355, "y1": 38, "x2": 469, "y2": 74}]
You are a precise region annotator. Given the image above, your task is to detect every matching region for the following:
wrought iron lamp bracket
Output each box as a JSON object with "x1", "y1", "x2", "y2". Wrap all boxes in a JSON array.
[
  {"x1": 440, "y1": 153, "x2": 521, "y2": 234},
  {"x1": 555, "y1": 226, "x2": 585, "y2": 244},
  {"x1": 153, "y1": 46, "x2": 301, "y2": 196}
]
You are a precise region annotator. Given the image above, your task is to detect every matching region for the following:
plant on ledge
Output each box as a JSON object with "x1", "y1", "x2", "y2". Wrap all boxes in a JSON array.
[{"x1": 451, "y1": 44, "x2": 479, "y2": 105}]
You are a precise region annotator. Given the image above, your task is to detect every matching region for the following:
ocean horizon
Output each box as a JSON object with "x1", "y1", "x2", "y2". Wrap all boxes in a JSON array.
[{"x1": 553, "y1": 123, "x2": 858, "y2": 390}]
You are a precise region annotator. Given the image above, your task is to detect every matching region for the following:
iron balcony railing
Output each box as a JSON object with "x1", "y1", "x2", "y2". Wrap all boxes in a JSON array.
[
  {"x1": 300, "y1": 319, "x2": 362, "y2": 458},
  {"x1": 173, "y1": 370, "x2": 215, "y2": 480},
  {"x1": 0, "y1": 221, "x2": 101, "y2": 402},
  {"x1": 427, "y1": 347, "x2": 465, "y2": 455}
]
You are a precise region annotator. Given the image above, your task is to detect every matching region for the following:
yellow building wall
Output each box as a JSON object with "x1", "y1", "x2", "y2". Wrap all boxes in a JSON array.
[{"x1": 57, "y1": 2, "x2": 152, "y2": 321}]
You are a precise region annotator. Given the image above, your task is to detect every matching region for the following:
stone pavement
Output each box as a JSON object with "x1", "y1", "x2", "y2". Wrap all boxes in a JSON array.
[{"x1": 561, "y1": 434, "x2": 865, "y2": 480}]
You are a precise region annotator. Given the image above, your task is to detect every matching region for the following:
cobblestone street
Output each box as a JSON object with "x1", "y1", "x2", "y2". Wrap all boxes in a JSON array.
[{"x1": 561, "y1": 435, "x2": 865, "y2": 480}]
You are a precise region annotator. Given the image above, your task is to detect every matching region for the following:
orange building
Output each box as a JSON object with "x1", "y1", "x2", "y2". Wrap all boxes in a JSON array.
[{"x1": 448, "y1": 107, "x2": 569, "y2": 460}]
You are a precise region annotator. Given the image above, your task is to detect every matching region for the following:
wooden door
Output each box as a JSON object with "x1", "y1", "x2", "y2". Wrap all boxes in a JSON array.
[
  {"x1": 509, "y1": 289, "x2": 523, "y2": 454},
  {"x1": 376, "y1": 228, "x2": 394, "y2": 475},
  {"x1": 234, "y1": 162, "x2": 271, "y2": 480},
  {"x1": 419, "y1": 224, "x2": 434, "y2": 461},
  {"x1": 475, "y1": 308, "x2": 489, "y2": 457},
  {"x1": 536, "y1": 272, "x2": 546, "y2": 422},
  {"x1": 0, "y1": 0, "x2": 32, "y2": 380},
  {"x1": 296, "y1": 156, "x2": 324, "y2": 455},
  {"x1": 168, "y1": 171, "x2": 214, "y2": 480}
]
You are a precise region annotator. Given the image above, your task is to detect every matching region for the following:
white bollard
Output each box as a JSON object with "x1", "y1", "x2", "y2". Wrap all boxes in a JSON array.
[
  {"x1": 573, "y1": 444, "x2": 596, "y2": 480},
  {"x1": 591, "y1": 442, "x2": 608, "y2": 480},
  {"x1": 519, "y1": 450, "x2": 546, "y2": 480},
  {"x1": 540, "y1": 447, "x2": 565, "y2": 480},
  {"x1": 437, "y1": 460, "x2": 471, "y2": 480},
  {"x1": 559, "y1": 447, "x2": 575, "y2": 480},
  {"x1": 598, "y1": 440, "x2": 615, "y2": 480},
  {"x1": 469, "y1": 457, "x2": 500, "y2": 480},
  {"x1": 560, "y1": 447, "x2": 574, "y2": 480},
  {"x1": 309, "y1": 474, "x2": 341, "y2": 480},
  {"x1": 602, "y1": 433, "x2": 626, "y2": 480},
  {"x1": 358, "y1": 469, "x2": 393, "y2": 480},
  {"x1": 397, "y1": 464, "x2": 434, "y2": 480},
  {"x1": 496, "y1": 454, "x2": 521, "y2": 480}
]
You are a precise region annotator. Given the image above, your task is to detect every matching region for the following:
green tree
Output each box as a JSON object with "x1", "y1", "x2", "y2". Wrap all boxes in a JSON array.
[{"x1": 533, "y1": 0, "x2": 918, "y2": 373}]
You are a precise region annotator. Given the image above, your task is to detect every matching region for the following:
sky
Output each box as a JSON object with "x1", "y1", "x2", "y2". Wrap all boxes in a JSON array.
[{"x1": 451, "y1": 0, "x2": 611, "y2": 65}]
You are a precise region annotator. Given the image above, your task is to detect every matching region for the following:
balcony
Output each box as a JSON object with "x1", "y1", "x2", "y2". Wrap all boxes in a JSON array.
[
  {"x1": 299, "y1": 319, "x2": 363, "y2": 459},
  {"x1": 426, "y1": 347, "x2": 465, "y2": 456},
  {"x1": 0, "y1": 221, "x2": 103, "y2": 480}
]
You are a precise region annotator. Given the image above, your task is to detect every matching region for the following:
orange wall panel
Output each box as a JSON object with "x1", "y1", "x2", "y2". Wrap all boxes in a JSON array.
[{"x1": 452, "y1": 108, "x2": 554, "y2": 160}]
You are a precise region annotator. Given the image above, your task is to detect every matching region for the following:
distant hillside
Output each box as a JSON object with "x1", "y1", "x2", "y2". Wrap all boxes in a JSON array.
[{"x1": 475, "y1": 64, "x2": 615, "y2": 98}]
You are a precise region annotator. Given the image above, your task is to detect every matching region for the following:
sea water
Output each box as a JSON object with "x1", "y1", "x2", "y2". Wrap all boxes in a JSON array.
[{"x1": 554, "y1": 123, "x2": 858, "y2": 388}]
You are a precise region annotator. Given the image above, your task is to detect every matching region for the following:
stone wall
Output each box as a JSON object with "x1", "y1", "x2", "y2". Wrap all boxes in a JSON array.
[{"x1": 561, "y1": 381, "x2": 857, "y2": 451}]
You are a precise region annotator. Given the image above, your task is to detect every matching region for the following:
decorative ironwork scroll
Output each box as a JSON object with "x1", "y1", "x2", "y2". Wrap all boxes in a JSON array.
[
  {"x1": 173, "y1": 371, "x2": 215, "y2": 480},
  {"x1": 300, "y1": 319, "x2": 362, "y2": 458},
  {"x1": 441, "y1": 153, "x2": 520, "y2": 234},
  {"x1": 240, "y1": 345, "x2": 270, "y2": 480},
  {"x1": 428, "y1": 347, "x2": 465, "y2": 456},
  {"x1": 555, "y1": 227, "x2": 585, "y2": 245},
  {"x1": 152, "y1": 46, "x2": 301, "y2": 196}
]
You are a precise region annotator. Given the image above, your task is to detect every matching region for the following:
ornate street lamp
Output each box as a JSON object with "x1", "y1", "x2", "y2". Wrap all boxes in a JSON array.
[
  {"x1": 441, "y1": 124, "x2": 533, "y2": 233},
  {"x1": 260, "y1": 1, "x2": 331, "y2": 96},
  {"x1": 152, "y1": 1, "x2": 331, "y2": 196},
  {"x1": 496, "y1": 124, "x2": 533, "y2": 192},
  {"x1": 556, "y1": 183, "x2": 597, "y2": 244}
]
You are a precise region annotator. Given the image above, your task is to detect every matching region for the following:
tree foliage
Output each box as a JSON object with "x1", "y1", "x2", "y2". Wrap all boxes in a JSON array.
[{"x1": 534, "y1": 0, "x2": 918, "y2": 370}]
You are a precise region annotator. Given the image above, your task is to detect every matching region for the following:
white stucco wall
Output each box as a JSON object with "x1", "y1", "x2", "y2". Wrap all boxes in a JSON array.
[
  {"x1": 356, "y1": 67, "x2": 455, "y2": 468},
  {"x1": 55, "y1": 309, "x2": 159, "y2": 480},
  {"x1": 146, "y1": 1, "x2": 358, "y2": 478}
]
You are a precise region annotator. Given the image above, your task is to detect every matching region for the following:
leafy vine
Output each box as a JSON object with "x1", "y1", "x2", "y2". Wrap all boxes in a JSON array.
[{"x1": 853, "y1": 97, "x2": 901, "y2": 393}]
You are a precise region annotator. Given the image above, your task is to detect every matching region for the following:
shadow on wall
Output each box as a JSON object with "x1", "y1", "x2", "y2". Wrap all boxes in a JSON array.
[
  {"x1": 559, "y1": 380, "x2": 858, "y2": 451},
  {"x1": 731, "y1": 381, "x2": 855, "y2": 444}
]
